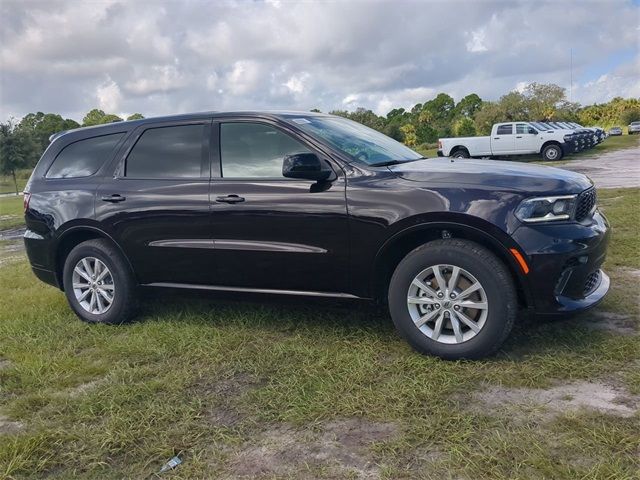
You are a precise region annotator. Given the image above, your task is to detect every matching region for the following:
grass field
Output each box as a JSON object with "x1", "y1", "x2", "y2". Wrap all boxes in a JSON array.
[
  {"x1": 0, "y1": 187, "x2": 638, "y2": 479},
  {"x1": 0, "y1": 196, "x2": 24, "y2": 231}
]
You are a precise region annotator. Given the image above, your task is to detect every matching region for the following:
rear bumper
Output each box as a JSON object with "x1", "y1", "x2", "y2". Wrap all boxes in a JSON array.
[
  {"x1": 437, "y1": 150, "x2": 444, "y2": 157},
  {"x1": 24, "y1": 228, "x2": 60, "y2": 289},
  {"x1": 512, "y1": 210, "x2": 610, "y2": 315}
]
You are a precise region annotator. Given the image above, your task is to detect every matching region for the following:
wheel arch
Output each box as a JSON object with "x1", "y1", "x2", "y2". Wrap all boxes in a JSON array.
[
  {"x1": 540, "y1": 140, "x2": 562, "y2": 154},
  {"x1": 54, "y1": 226, "x2": 134, "y2": 290},
  {"x1": 450, "y1": 145, "x2": 469, "y2": 156},
  {"x1": 371, "y1": 219, "x2": 532, "y2": 308}
]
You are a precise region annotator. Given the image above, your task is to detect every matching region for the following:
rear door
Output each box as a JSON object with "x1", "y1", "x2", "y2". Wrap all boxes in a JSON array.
[
  {"x1": 514, "y1": 123, "x2": 539, "y2": 153},
  {"x1": 491, "y1": 123, "x2": 515, "y2": 154},
  {"x1": 96, "y1": 119, "x2": 214, "y2": 285},
  {"x1": 206, "y1": 119, "x2": 350, "y2": 293}
]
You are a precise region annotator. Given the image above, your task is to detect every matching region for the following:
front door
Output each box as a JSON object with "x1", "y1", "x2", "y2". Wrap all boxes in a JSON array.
[
  {"x1": 96, "y1": 120, "x2": 214, "y2": 285},
  {"x1": 208, "y1": 120, "x2": 349, "y2": 294}
]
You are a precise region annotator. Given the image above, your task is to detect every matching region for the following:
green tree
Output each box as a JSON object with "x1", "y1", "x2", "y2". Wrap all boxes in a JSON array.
[
  {"x1": 400, "y1": 124, "x2": 417, "y2": 147},
  {"x1": 0, "y1": 120, "x2": 33, "y2": 194},
  {"x1": 82, "y1": 109, "x2": 123, "y2": 126},
  {"x1": 126, "y1": 113, "x2": 145, "y2": 121},
  {"x1": 455, "y1": 93, "x2": 483, "y2": 118},
  {"x1": 454, "y1": 117, "x2": 476, "y2": 137}
]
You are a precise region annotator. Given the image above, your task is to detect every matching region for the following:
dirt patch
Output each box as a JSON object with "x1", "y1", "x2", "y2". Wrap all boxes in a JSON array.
[
  {"x1": 583, "y1": 311, "x2": 638, "y2": 335},
  {"x1": 227, "y1": 418, "x2": 398, "y2": 479},
  {"x1": 0, "y1": 414, "x2": 24, "y2": 434},
  {"x1": 0, "y1": 358, "x2": 12, "y2": 370},
  {"x1": 473, "y1": 381, "x2": 639, "y2": 419},
  {"x1": 66, "y1": 379, "x2": 104, "y2": 398}
]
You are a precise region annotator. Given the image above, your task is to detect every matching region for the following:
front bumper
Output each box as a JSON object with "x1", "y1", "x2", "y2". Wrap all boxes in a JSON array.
[{"x1": 512, "y1": 210, "x2": 610, "y2": 315}]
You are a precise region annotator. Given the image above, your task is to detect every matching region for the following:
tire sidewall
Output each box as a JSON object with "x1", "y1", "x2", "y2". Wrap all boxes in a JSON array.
[
  {"x1": 388, "y1": 242, "x2": 514, "y2": 359},
  {"x1": 543, "y1": 144, "x2": 561, "y2": 161},
  {"x1": 63, "y1": 242, "x2": 132, "y2": 324}
]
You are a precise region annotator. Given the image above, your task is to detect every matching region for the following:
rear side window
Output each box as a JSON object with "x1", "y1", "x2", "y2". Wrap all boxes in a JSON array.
[
  {"x1": 496, "y1": 124, "x2": 513, "y2": 135},
  {"x1": 125, "y1": 124, "x2": 207, "y2": 178},
  {"x1": 46, "y1": 133, "x2": 124, "y2": 178}
]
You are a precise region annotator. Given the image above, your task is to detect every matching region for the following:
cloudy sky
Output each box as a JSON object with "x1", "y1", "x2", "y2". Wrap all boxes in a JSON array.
[{"x1": 1, "y1": 0, "x2": 639, "y2": 122}]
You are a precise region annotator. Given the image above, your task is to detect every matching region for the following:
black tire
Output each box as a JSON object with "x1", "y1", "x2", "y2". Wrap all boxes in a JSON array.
[
  {"x1": 388, "y1": 239, "x2": 517, "y2": 360},
  {"x1": 541, "y1": 144, "x2": 563, "y2": 161},
  {"x1": 63, "y1": 239, "x2": 137, "y2": 325},
  {"x1": 451, "y1": 149, "x2": 470, "y2": 159}
]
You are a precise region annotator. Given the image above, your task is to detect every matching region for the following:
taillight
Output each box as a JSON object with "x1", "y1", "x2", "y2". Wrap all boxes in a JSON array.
[{"x1": 23, "y1": 192, "x2": 31, "y2": 213}]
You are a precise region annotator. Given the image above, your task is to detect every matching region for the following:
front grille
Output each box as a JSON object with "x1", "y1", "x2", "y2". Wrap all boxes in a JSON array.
[
  {"x1": 575, "y1": 187, "x2": 597, "y2": 222},
  {"x1": 583, "y1": 270, "x2": 601, "y2": 296}
]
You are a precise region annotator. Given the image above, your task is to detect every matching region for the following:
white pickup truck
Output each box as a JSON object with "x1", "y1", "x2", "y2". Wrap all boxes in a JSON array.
[{"x1": 438, "y1": 122, "x2": 577, "y2": 161}]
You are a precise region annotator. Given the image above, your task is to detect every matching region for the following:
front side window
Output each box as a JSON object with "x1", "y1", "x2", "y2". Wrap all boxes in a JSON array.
[
  {"x1": 288, "y1": 116, "x2": 423, "y2": 166},
  {"x1": 46, "y1": 133, "x2": 124, "y2": 178},
  {"x1": 125, "y1": 124, "x2": 206, "y2": 178},
  {"x1": 516, "y1": 124, "x2": 529, "y2": 134},
  {"x1": 496, "y1": 124, "x2": 513, "y2": 135},
  {"x1": 220, "y1": 123, "x2": 311, "y2": 178}
]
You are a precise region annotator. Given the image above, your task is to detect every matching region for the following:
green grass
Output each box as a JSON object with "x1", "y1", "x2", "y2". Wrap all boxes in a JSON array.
[
  {"x1": 0, "y1": 170, "x2": 30, "y2": 195},
  {"x1": 0, "y1": 196, "x2": 24, "y2": 231},
  {"x1": 0, "y1": 190, "x2": 638, "y2": 479}
]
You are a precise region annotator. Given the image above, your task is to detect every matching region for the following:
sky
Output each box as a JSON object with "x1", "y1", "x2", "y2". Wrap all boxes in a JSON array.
[{"x1": 1, "y1": 0, "x2": 639, "y2": 122}]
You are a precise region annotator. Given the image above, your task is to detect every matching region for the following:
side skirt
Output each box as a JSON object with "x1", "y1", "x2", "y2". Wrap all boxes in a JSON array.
[{"x1": 143, "y1": 282, "x2": 363, "y2": 299}]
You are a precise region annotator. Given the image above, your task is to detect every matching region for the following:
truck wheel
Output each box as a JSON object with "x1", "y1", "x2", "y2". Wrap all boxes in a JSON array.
[
  {"x1": 62, "y1": 239, "x2": 138, "y2": 325},
  {"x1": 542, "y1": 144, "x2": 563, "y2": 161},
  {"x1": 388, "y1": 239, "x2": 517, "y2": 360},
  {"x1": 451, "y1": 149, "x2": 470, "y2": 158}
]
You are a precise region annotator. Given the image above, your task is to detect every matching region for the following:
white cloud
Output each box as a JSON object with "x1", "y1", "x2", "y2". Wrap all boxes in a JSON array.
[
  {"x1": 96, "y1": 78, "x2": 122, "y2": 112},
  {"x1": 1, "y1": 0, "x2": 638, "y2": 121},
  {"x1": 466, "y1": 28, "x2": 488, "y2": 53}
]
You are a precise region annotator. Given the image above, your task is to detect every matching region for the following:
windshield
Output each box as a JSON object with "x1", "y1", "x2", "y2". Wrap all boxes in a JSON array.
[
  {"x1": 532, "y1": 122, "x2": 552, "y2": 130},
  {"x1": 287, "y1": 115, "x2": 423, "y2": 165}
]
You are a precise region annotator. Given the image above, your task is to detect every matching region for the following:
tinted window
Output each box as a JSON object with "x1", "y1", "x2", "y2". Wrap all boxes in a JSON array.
[
  {"x1": 126, "y1": 124, "x2": 205, "y2": 178},
  {"x1": 220, "y1": 123, "x2": 311, "y2": 178},
  {"x1": 46, "y1": 133, "x2": 124, "y2": 178},
  {"x1": 496, "y1": 124, "x2": 513, "y2": 135},
  {"x1": 289, "y1": 116, "x2": 423, "y2": 165}
]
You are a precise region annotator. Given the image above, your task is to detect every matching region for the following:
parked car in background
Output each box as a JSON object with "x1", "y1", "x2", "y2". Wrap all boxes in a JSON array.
[
  {"x1": 23, "y1": 111, "x2": 610, "y2": 360},
  {"x1": 628, "y1": 121, "x2": 640, "y2": 134},
  {"x1": 532, "y1": 122, "x2": 591, "y2": 151},
  {"x1": 438, "y1": 122, "x2": 577, "y2": 161},
  {"x1": 608, "y1": 126, "x2": 622, "y2": 136}
]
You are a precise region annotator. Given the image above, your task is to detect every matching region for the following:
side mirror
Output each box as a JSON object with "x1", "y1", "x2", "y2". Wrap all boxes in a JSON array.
[
  {"x1": 529, "y1": 128, "x2": 538, "y2": 135},
  {"x1": 282, "y1": 153, "x2": 334, "y2": 182}
]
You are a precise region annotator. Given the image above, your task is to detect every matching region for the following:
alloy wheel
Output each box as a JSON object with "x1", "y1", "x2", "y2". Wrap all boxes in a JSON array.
[
  {"x1": 406, "y1": 264, "x2": 488, "y2": 344},
  {"x1": 72, "y1": 257, "x2": 115, "y2": 314}
]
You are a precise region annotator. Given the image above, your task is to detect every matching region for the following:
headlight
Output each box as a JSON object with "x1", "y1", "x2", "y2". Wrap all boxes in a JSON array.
[
  {"x1": 563, "y1": 134, "x2": 573, "y2": 141},
  {"x1": 515, "y1": 195, "x2": 577, "y2": 223}
]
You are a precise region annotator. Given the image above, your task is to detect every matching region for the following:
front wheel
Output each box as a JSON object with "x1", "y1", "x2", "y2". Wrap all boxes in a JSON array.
[
  {"x1": 388, "y1": 239, "x2": 517, "y2": 359},
  {"x1": 541, "y1": 144, "x2": 563, "y2": 161}
]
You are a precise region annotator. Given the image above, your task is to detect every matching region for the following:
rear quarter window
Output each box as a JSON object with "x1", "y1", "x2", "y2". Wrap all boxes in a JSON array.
[{"x1": 46, "y1": 133, "x2": 124, "y2": 179}]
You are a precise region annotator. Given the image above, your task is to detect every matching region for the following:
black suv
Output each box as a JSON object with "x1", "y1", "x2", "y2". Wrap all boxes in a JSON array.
[{"x1": 24, "y1": 112, "x2": 610, "y2": 359}]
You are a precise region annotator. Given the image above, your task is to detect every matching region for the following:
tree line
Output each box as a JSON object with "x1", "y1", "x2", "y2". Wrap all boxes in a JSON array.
[{"x1": 1, "y1": 83, "x2": 639, "y2": 193}]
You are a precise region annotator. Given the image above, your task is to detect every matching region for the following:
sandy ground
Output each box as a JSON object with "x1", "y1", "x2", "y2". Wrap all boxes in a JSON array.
[{"x1": 558, "y1": 145, "x2": 640, "y2": 188}]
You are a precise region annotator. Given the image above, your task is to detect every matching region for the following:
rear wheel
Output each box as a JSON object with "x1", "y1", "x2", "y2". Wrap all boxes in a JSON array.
[
  {"x1": 541, "y1": 144, "x2": 563, "y2": 161},
  {"x1": 451, "y1": 149, "x2": 470, "y2": 159},
  {"x1": 63, "y1": 239, "x2": 137, "y2": 324},
  {"x1": 388, "y1": 239, "x2": 517, "y2": 359}
]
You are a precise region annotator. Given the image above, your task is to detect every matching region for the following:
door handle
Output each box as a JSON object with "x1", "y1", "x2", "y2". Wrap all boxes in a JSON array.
[
  {"x1": 516, "y1": 136, "x2": 523, "y2": 138},
  {"x1": 101, "y1": 194, "x2": 126, "y2": 203},
  {"x1": 216, "y1": 194, "x2": 245, "y2": 204},
  {"x1": 494, "y1": 137, "x2": 499, "y2": 139}
]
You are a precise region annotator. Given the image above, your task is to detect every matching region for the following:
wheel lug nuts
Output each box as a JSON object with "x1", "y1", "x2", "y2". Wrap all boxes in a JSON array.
[
  {"x1": 435, "y1": 304, "x2": 440, "y2": 309},
  {"x1": 450, "y1": 294, "x2": 456, "y2": 299},
  {"x1": 437, "y1": 292, "x2": 444, "y2": 298},
  {"x1": 454, "y1": 305, "x2": 460, "y2": 311}
]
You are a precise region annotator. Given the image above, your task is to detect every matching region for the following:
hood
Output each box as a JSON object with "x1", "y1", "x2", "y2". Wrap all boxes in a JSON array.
[{"x1": 388, "y1": 158, "x2": 593, "y2": 194}]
